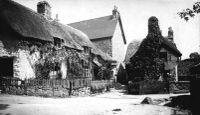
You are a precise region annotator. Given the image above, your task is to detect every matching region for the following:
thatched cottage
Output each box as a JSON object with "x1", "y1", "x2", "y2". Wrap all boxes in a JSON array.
[
  {"x1": 125, "y1": 17, "x2": 182, "y2": 82},
  {"x1": 0, "y1": 0, "x2": 113, "y2": 80}
]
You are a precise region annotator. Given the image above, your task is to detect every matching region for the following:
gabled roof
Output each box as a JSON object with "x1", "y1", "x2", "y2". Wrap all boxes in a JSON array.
[
  {"x1": 124, "y1": 39, "x2": 143, "y2": 64},
  {"x1": 124, "y1": 37, "x2": 182, "y2": 64},
  {"x1": 161, "y1": 36, "x2": 182, "y2": 56},
  {"x1": 68, "y1": 15, "x2": 126, "y2": 44},
  {"x1": 0, "y1": 0, "x2": 52, "y2": 41},
  {"x1": 0, "y1": 0, "x2": 113, "y2": 61},
  {"x1": 0, "y1": 0, "x2": 83, "y2": 50}
]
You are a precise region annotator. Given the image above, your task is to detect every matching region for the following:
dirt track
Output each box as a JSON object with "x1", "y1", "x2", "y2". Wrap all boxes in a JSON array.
[{"x1": 0, "y1": 90, "x2": 190, "y2": 115}]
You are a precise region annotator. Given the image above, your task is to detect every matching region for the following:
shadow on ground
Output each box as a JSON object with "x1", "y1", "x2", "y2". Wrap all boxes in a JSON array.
[
  {"x1": 0, "y1": 104, "x2": 9, "y2": 110},
  {"x1": 164, "y1": 95, "x2": 191, "y2": 110}
]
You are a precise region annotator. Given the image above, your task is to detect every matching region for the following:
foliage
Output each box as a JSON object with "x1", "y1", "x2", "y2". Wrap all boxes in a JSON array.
[
  {"x1": 17, "y1": 40, "x2": 85, "y2": 79},
  {"x1": 126, "y1": 16, "x2": 164, "y2": 82},
  {"x1": 35, "y1": 58, "x2": 55, "y2": 79},
  {"x1": 97, "y1": 63, "x2": 113, "y2": 80},
  {"x1": 116, "y1": 64, "x2": 127, "y2": 85},
  {"x1": 178, "y1": 2, "x2": 200, "y2": 21},
  {"x1": 179, "y1": 52, "x2": 200, "y2": 77},
  {"x1": 189, "y1": 52, "x2": 200, "y2": 59}
]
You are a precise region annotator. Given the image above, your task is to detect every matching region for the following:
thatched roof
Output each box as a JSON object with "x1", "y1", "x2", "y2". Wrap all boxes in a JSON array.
[
  {"x1": 0, "y1": 0, "x2": 113, "y2": 61},
  {"x1": 160, "y1": 36, "x2": 182, "y2": 56},
  {"x1": 124, "y1": 39, "x2": 143, "y2": 64},
  {"x1": 124, "y1": 37, "x2": 182, "y2": 64},
  {"x1": 0, "y1": 0, "x2": 52, "y2": 41},
  {"x1": 0, "y1": 0, "x2": 82, "y2": 50},
  {"x1": 52, "y1": 21, "x2": 114, "y2": 61}
]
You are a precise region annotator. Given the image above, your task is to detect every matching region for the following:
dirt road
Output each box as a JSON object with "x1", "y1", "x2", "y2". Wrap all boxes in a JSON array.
[{"x1": 0, "y1": 90, "x2": 190, "y2": 115}]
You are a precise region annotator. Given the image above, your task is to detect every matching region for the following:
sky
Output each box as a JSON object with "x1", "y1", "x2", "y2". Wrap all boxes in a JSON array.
[{"x1": 14, "y1": 0, "x2": 200, "y2": 59}]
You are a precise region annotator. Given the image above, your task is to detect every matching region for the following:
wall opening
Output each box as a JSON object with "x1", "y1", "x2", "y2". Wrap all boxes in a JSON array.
[{"x1": 0, "y1": 57, "x2": 13, "y2": 77}]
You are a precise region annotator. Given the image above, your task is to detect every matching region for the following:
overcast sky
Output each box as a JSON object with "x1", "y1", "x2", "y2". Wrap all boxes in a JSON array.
[{"x1": 14, "y1": 0, "x2": 200, "y2": 59}]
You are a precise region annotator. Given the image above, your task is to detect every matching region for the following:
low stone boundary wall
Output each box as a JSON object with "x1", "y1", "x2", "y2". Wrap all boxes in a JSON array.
[
  {"x1": 128, "y1": 81, "x2": 167, "y2": 94},
  {"x1": 90, "y1": 80, "x2": 113, "y2": 93},
  {"x1": 169, "y1": 81, "x2": 190, "y2": 93}
]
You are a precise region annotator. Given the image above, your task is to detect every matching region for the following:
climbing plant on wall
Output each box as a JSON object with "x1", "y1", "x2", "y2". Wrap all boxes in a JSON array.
[
  {"x1": 126, "y1": 16, "x2": 164, "y2": 82},
  {"x1": 17, "y1": 40, "x2": 85, "y2": 79}
]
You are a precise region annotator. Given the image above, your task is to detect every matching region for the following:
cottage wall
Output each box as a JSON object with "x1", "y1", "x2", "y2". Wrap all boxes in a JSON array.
[
  {"x1": 160, "y1": 47, "x2": 178, "y2": 81},
  {"x1": 91, "y1": 37, "x2": 112, "y2": 57},
  {"x1": 112, "y1": 22, "x2": 126, "y2": 63},
  {"x1": 0, "y1": 38, "x2": 38, "y2": 80},
  {"x1": 61, "y1": 60, "x2": 67, "y2": 79}
]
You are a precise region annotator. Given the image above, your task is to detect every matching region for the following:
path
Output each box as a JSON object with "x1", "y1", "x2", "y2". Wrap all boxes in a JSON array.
[{"x1": 0, "y1": 90, "x2": 190, "y2": 115}]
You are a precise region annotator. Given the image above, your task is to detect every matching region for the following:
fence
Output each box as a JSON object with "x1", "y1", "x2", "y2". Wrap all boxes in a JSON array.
[
  {"x1": 0, "y1": 77, "x2": 113, "y2": 97},
  {"x1": 25, "y1": 78, "x2": 92, "y2": 89}
]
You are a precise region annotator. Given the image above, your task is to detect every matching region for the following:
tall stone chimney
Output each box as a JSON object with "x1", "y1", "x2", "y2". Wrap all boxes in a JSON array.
[
  {"x1": 168, "y1": 27, "x2": 174, "y2": 42},
  {"x1": 112, "y1": 6, "x2": 120, "y2": 19},
  {"x1": 37, "y1": 1, "x2": 52, "y2": 19}
]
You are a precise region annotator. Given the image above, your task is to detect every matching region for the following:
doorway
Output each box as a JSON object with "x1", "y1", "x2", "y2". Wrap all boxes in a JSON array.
[{"x1": 0, "y1": 57, "x2": 13, "y2": 77}]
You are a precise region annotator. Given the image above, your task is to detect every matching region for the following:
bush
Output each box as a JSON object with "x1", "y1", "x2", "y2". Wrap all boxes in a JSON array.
[
  {"x1": 90, "y1": 82, "x2": 111, "y2": 93},
  {"x1": 16, "y1": 88, "x2": 24, "y2": 95}
]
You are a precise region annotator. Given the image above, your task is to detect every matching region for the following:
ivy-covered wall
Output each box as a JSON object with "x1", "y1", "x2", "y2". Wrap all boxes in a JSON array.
[
  {"x1": 126, "y1": 16, "x2": 164, "y2": 82},
  {"x1": 0, "y1": 37, "x2": 93, "y2": 80}
]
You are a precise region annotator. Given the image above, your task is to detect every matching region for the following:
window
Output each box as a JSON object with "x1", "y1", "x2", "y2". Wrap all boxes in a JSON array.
[
  {"x1": 159, "y1": 52, "x2": 167, "y2": 61},
  {"x1": 83, "y1": 69, "x2": 89, "y2": 77},
  {"x1": 83, "y1": 46, "x2": 90, "y2": 54},
  {"x1": 168, "y1": 55, "x2": 171, "y2": 61},
  {"x1": 53, "y1": 37, "x2": 63, "y2": 48},
  {"x1": 82, "y1": 59, "x2": 89, "y2": 69}
]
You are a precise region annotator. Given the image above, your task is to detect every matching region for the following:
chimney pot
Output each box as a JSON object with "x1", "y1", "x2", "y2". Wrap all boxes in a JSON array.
[
  {"x1": 112, "y1": 6, "x2": 119, "y2": 19},
  {"x1": 54, "y1": 14, "x2": 59, "y2": 22},
  {"x1": 168, "y1": 27, "x2": 173, "y2": 42},
  {"x1": 37, "y1": 1, "x2": 52, "y2": 20}
]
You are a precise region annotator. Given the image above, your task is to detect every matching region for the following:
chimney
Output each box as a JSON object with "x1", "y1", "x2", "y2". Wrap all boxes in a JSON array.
[
  {"x1": 37, "y1": 1, "x2": 52, "y2": 19},
  {"x1": 168, "y1": 27, "x2": 173, "y2": 42},
  {"x1": 54, "y1": 14, "x2": 59, "y2": 22},
  {"x1": 112, "y1": 6, "x2": 120, "y2": 19}
]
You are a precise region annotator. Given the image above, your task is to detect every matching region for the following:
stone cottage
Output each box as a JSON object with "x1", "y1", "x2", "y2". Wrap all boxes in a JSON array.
[
  {"x1": 68, "y1": 6, "x2": 127, "y2": 80},
  {"x1": 0, "y1": 0, "x2": 112, "y2": 80},
  {"x1": 69, "y1": 6, "x2": 126, "y2": 63},
  {"x1": 125, "y1": 17, "x2": 182, "y2": 82}
]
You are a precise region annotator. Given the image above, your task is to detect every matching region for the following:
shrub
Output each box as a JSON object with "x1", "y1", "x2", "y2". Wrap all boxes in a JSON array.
[{"x1": 90, "y1": 82, "x2": 111, "y2": 93}]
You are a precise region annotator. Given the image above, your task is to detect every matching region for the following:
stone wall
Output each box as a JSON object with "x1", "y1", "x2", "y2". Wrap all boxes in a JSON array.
[
  {"x1": 169, "y1": 81, "x2": 190, "y2": 93},
  {"x1": 0, "y1": 40, "x2": 38, "y2": 80},
  {"x1": 26, "y1": 87, "x2": 91, "y2": 97}
]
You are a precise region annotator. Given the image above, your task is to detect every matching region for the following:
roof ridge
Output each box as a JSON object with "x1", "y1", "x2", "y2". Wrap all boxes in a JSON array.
[
  {"x1": 7, "y1": 0, "x2": 51, "y2": 22},
  {"x1": 68, "y1": 15, "x2": 113, "y2": 25}
]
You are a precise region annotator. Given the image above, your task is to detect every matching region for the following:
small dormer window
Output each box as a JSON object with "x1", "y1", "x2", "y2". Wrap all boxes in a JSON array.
[
  {"x1": 83, "y1": 46, "x2": 90, "y2": 54},
  {"x1": 53, "y1": 37, "x2": 63, "y2": 48}
]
